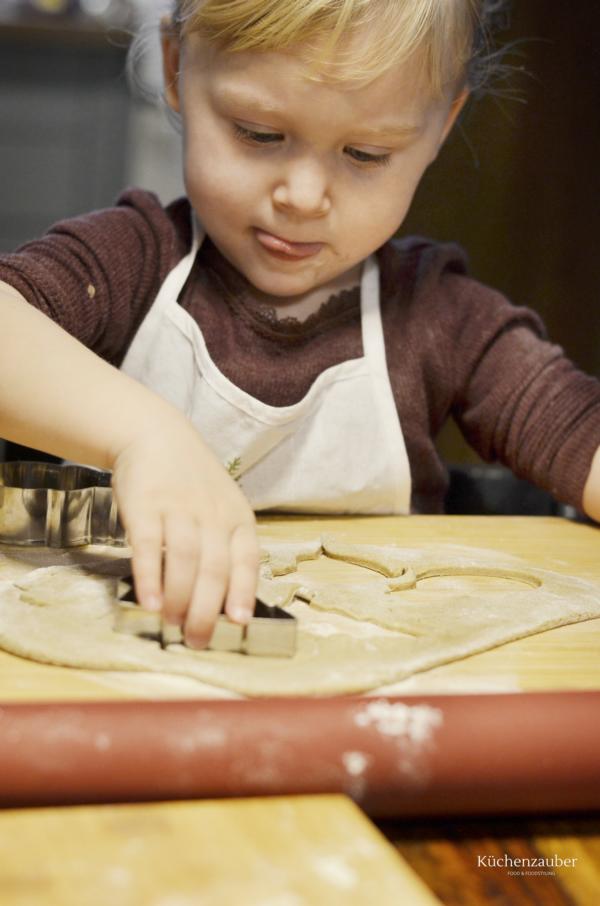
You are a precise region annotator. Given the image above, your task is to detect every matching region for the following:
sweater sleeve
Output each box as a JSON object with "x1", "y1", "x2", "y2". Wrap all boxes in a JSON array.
[
  {"x1": 0, "y1": 189, "x2": 186, "y2": 365},
  {"x1": 446, "y1": 275, "x2": 600, "y2": 509}
]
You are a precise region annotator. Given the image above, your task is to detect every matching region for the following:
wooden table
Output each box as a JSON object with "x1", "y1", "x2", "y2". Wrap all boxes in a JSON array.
[{"x1": 0, "y1": 515, "x2": 599, "y2": 904}]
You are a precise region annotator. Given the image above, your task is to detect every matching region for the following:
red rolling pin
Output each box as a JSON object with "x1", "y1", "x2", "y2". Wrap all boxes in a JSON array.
[{"x1": 0, "y1": 692, "x2": 599, "y2": 816}]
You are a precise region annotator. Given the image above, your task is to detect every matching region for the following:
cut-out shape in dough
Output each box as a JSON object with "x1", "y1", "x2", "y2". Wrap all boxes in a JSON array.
[
  {"x1": 256, "y1": 578, "x2": 302, "y2": 608},
  {"x1": 260, "y1": 538, "x2": 322, "y2": 576},
  {"x1": 321, "y1": 535, "x2": 411, "y2": 578},
  {"x1": 415, "y1": 566, "x2": 541, "y2": 589}
]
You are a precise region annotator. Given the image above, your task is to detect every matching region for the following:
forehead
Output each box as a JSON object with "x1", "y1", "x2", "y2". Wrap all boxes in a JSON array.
[{"x1": 182, "y1": 34, "x2": 447, "y2": 124}]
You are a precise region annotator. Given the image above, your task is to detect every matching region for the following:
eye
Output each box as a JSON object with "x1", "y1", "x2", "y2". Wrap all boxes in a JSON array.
[
  {"x1": 234, "y1": 123, "x2": 284, "y2": 145},
  {"x1": 345, "y1": 147, "x2": 391, "y2": 167}
]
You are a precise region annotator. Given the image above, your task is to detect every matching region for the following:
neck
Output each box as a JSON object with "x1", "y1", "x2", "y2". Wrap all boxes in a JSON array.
[{"x1": 250, "y1": 262, "x2": 363, "y2": 321}]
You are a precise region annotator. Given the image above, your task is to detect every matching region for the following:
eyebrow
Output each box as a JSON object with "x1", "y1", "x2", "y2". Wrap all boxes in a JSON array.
[
  {"x1": 213, "y1": 87, "x2": 282, "y2": 117},
  {"x1": 352, "y1": 124, "x2": 422, "y2": 142},
  {"x1": 214, "y1": 87, "x2": 421, "y2": 141}
]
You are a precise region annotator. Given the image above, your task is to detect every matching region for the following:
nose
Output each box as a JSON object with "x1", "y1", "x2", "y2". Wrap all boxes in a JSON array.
[{"x1": 272, "y1": 157, "x2": 331, "y2": 217}]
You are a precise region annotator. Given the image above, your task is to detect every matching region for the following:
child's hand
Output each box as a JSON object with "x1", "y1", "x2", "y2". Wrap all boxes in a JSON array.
[{"x1": 111, "y1": 418, "x2": 260, "y2": 649}]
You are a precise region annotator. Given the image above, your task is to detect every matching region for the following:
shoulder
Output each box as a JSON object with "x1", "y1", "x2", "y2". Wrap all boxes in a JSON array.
[
  {"x1": 378, "y1": 235, "x2": 546, "y2": 338},
  {"x1": 379, "y1": 235, "x2": 468, "y2": 293},
  {"x1": 0, "y1": 189, "x2": 194, "y2": 359},
  {"x1": 2, "y1": 187, "x2": 193, "y2": 291},
  {"x1": 45, "y1": 188, "x2": 192, "y2": 267}
]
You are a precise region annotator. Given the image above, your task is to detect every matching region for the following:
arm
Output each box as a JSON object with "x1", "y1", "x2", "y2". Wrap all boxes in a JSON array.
[
  {"x1": 438, "y1": 276, "x2": 600, "y2": 512},
  {"x1": 0, "y1": 281, "x2": 259, "y2": 646},
  {"x1": 582, "y1": 447, "x2": 600, "y2": 522}
]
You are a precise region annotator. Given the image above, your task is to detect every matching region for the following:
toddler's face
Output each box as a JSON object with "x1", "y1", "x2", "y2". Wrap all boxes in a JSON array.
[{"x1": 163, "y1": 32, "x2": 465, "y2": 300}]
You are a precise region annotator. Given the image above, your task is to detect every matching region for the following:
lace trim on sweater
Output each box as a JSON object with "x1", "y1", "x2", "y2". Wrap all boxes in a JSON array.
[{"x1": 200, "y1": 242, "x2": 361, "y2": 344}]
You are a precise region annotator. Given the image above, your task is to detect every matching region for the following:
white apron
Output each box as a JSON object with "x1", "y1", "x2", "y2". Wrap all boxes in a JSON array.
[{"x1": 121, "y1": 227, "x2": 411, "y2": 514}]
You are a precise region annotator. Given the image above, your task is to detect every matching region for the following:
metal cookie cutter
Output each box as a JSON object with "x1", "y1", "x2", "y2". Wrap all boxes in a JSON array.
[
  {"x1": 115, "y1": 576, "x2": 297, "y2": 657},
  {"x1": 0, "y1": 461, "x2": 125, "y2": 548}
]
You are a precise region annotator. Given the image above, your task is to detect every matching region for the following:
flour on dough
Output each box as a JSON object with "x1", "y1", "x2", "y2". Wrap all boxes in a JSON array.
[
  {"x1": 15, "y1": 566, "x2": 123, "y2": 608},
  {"x1": 1, "y1": 537, "x2": 600, "y2": 697}
]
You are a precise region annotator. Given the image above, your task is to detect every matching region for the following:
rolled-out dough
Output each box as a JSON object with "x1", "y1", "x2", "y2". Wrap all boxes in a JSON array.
[{"x1": 0, "y1": 537, "x2": 599, "y2": 697}]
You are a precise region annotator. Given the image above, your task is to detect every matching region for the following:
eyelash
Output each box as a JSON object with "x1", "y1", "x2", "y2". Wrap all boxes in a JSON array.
[{"x1": 232, "y1": 123, "x2": 392, "y2": 168}]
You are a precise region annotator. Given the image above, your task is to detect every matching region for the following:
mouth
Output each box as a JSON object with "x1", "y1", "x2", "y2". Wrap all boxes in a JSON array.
[{"x1": 254, "y1": 228, "x2": 324, "y2": 260}]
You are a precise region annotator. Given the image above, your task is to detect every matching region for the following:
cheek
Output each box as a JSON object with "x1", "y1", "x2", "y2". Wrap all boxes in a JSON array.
[
  {"x1": 351, "y1": 182, "x2": 413, "y2": 240},
  {"x1": 368, "y1": 150, "x2": 434, "y2": 225},
  {"x1": 182, "y1": 125, "x2": 253, "y2": 212}
]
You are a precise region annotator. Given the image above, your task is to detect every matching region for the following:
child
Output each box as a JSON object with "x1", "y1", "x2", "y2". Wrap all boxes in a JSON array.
[{"x1": 2, "y1": 0, "x2": 600, "y2": 648}]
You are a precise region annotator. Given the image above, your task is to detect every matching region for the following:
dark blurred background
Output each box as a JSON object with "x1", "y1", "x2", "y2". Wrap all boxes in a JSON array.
[
  {"x1": 0, "y1": 0, "x2": 599, "y2": 468},
  {"x1": 402, "y1": 1, "x2": 600, "y2": 461}
]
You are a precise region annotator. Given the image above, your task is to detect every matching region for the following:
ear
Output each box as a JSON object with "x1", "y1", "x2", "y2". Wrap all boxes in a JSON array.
[
  {"x1": 439, "y1": 88, "x2": 469, "y2": 145},
  {"x1": 161, "y1": 17, "x2": 182, "y2": 113}
]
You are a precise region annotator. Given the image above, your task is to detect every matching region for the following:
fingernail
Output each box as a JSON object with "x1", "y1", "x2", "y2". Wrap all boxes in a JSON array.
[
  {"x1": 143, "y1": 594, "x2": 162, "y2": 612},
  {"x1": 231, "y1": 607, "x2": 252, "y2": 624},
  {"x1": 184, "y1": 633, "x2": 209, "y2": 651}
]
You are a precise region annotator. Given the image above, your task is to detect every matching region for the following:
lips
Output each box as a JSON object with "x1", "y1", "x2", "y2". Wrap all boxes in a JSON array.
[{"x1": 254, "y1": 228, "x2": 324, "y2": 260}]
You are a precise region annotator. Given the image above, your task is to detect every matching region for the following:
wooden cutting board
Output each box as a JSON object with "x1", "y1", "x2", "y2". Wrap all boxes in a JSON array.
[
  {"x1": 0, "y1": 515, "x2": 599, "y2": 700},
  {"x1": 0, "y1": 795, "x2": 441, "y2": 906}
]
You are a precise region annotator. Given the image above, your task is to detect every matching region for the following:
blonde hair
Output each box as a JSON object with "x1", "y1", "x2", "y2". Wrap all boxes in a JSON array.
[{"x1": 169, "y1": 0, "x2": 508, "y2": 96}]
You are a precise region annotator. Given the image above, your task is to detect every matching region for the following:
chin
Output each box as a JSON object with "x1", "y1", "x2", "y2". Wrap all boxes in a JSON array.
[{"x1": 245, "y1": 267, "x2": 318, "y2": 298}]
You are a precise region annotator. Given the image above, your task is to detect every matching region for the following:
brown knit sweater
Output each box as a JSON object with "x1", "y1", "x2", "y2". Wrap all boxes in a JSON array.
[{"x1": 2, "y1": 188, "x2": 600, "y2": 512}]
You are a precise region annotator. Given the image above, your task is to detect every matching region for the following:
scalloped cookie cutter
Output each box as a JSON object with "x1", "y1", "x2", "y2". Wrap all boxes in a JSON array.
[{"x1": 0, "y1": 461, "x2": 125, "y2": 548}]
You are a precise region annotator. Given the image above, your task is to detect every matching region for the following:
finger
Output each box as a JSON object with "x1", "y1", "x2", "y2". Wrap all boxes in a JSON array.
[
  {"x1": 162, "y1": 513, "x2": 202, "y2": 626},
  {"x1": 223, "y1": 523, "x2": 261, "y2": 624},
  {"x1": 183, "y1": 532, "x2": 230, "y2": 649},
  {"x1": 126, "y1": 513, "x2": 164, "y2": 612}
]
